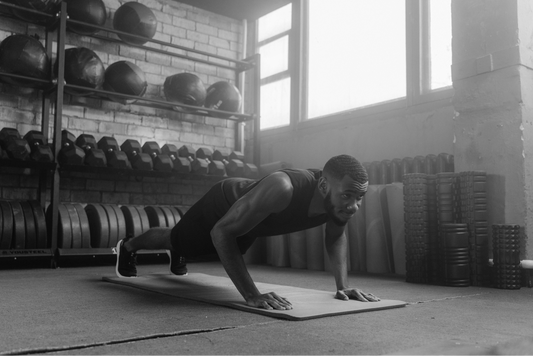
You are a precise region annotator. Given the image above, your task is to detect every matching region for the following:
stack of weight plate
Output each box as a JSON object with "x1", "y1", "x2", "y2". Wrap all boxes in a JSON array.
[
  {"x1": 0, "y1": 200, "x2": 48, "y2": 250},
  {"x1": 459, "y1": 171, "x2": 489, "y2": 286},
  {"x1": 436, "y1": 172, "x2": 459, "y2": 285},
  {"x1": 441, "y1": 223, "x2": 470, "y2": 286},
  {"x1": 426, "y1": 175, "x2": 439, "y2": 284},
  {"x1": 403, "y1": 173, "x2": 429, "y2": 283},
  {"x1": 492, "y1": 225, "x2": 521, "y2": 289}
]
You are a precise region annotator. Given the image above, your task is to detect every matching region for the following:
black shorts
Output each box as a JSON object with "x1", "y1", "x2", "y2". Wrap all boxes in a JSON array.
[{"x1": 170, "y1": 180, "x2": 256, "y2": 258}]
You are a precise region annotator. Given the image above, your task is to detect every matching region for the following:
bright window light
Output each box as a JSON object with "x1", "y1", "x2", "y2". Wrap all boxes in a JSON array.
[
  {"x1": 307, "y1": 0, "x2": 406, "y2": 119},
  {"x1": 260, "y1": 78, "x2": 291, "y2": 130},
  {"x1": 259, "y1": 36, "x2": 289, "y2": 79},
  {"x1": 430, "y1": 0, "x2": 452, "y2": 89},
  {"x1": 258, "y1": 4, "x2": 292, "y2": 42}
]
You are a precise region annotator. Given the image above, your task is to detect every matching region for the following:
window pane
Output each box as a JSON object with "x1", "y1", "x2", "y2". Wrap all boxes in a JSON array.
[
  {"x1": 261, "y1": 78, "x2": 291, "y2": 130},
  {"x1": 307, "y1": 0, "x2": 406, "y2": 119},
  {"x1": 430, "y1": 0, "x2": 452, "y2": 89},
  {"x1": 259, "y1": 36, "x2": 289, "y2": 79},
  {"x1": 258, "y1": 4, "x2": 292, "y2": 42}
]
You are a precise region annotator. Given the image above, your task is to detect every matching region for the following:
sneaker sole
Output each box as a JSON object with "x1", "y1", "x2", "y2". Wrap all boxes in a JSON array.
[
  {"x1": 115, "y1": 239, "x2": 137, "y2": 278},
  {"x1": 167, "y1": 250, "x2": 188, "y2": 276}
]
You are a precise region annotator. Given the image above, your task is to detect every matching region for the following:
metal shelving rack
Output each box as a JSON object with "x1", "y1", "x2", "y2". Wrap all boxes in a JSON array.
[{"x1": 0, "y1": 1, "x2": 261, "y2": 266}]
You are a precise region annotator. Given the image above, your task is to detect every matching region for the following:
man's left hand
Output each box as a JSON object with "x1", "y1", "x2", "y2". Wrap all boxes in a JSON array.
[{"x1": 335, "y1": 288, "x2": 380, "y2": 302}]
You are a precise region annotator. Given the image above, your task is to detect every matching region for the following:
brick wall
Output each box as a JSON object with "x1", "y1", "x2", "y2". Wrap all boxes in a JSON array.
[{"x1": 0, "y1": 0, "x2": 249, "y2": 208}]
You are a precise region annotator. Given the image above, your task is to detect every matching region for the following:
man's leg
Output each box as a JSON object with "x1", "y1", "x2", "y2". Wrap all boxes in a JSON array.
[
  {"x1": 115, "y1": 227, "x2": 187, "y2": 277},
  {"x1": 123, "y1": 227, "x2": 173, "y2": 252}
]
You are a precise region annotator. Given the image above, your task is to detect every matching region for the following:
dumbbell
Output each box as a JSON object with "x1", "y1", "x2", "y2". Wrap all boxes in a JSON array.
[
  {"x1": 58, "y1": 130, "x2": 85, "y2": 166},
  {"x1": 142, "y1": 141, "x2": 173, "y2": 172},
  {"x1": 213, "y1": 148, "x2": 244, "y2": 177},
  {"x1": 229, "y1": 151, "x2": 259, "y2": 178},
  {"x1": 75, "y1": 134, "x2": 107, "y2": 167},
  {"x1": 178, "y1": 145, "x2": 207, "y2": 174},
  {"x1": 196, "y1": 147, "x2": 226, "y2": 176},
  {"x1": 121, "y1": 139, "x2": 153, "y2": 171},
  {"x1": 97, "y1": 136, "x2": 131, "y2": 169},
  {"x1": 0, "y1": 127, "x2": 31, "y2": 161},
  {"x1": 23, "y1": 131, "x2": 54, "y2": 162},
  {"x1": 161, "y1": 143, "x2": 191, "y2": 174}
]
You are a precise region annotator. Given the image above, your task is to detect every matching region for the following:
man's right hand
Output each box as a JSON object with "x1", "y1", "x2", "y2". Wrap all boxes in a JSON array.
[{"x1": 246, "y1": 292, "x2": 293, "y2": 310}]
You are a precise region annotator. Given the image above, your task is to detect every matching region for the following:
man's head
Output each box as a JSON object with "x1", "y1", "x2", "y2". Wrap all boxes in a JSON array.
[{"x1": 319, "y1": 154, "x2": 368, "y2": 226}]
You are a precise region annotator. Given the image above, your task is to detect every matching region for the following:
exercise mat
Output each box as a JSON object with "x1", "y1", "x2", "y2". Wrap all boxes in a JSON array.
[{"x1": 103, "y1": 273, "x2": 406, "y2": 321}]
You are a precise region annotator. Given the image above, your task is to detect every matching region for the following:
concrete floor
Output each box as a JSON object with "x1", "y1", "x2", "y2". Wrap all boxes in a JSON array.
[{"x1": 1, "y1": 258, "x2": 532, "y2": 355}]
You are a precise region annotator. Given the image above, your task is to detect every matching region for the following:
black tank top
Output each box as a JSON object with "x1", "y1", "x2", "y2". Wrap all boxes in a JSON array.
[{"x1": 222, "y1": 168, "x2": 329, "y2": 238}]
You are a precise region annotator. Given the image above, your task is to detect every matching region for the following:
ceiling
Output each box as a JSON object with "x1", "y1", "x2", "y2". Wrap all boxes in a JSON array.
[{"x1": 175, "y1": 0, "x2": 291, "y2": 20}]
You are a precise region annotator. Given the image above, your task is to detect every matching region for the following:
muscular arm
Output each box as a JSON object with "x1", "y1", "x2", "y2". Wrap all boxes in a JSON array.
[
  {"x1": 325, "y1": 221, "x2": 380, "y2": 302},
  {"x1": 211, "y1": 172, "x2": 294, "y2": 310}
]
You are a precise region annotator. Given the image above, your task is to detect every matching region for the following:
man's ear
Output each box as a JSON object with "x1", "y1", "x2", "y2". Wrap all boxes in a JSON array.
[{"x1": 318, "y1": 177, "x2": 328, "y2": 193}]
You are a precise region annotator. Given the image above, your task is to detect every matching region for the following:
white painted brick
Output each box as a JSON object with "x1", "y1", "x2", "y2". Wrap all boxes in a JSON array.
[
  {"x1": 187, "y1": 30, "x2": 208, "y2": 44},
  {"x1": 115, "y1": 111, "x2": 143, "y2": 125},
  {"x1": 203, "y1": 135, "x2": 226, "y2": 147},
  {"x1": 209, "y1": 17, "x2": 233, "y2": 32},
  {"x1": 186, "y1": 9, "x2": 210, "y2": 25},
  {"x1": 217, "y1": 48, "x2": 237, "y2": 60},
  {"x1": 162, "y1": 4, "x2": 186, "y2": 17},
  {"x1": 205, "y1": 117, "x2": 230, "y2": 128},
  {"x1": 169, "y1": 57, "x2": 195, "y2": 72},
  {"x1": 154, "y1": 127, "x2": 180, "y2": 141},
  {"x1": 139, "y1": 0, "x2": 163, "y2": 11},
  {"x1": 197, "y1": 23, "x2": 218, "y2": 37},
  {"x1": 119, "y1": 45, "x2": 147, "y2": 61},
  {"x1": 142, "y1": 116, "x2": 168, "y2": 128},
  {"x1": 194, "y1": 62, "x2": 217, "y2": 77},
  {"x1": 135, "y1": 60, "x2": 162, "y2": 75},
  {"x1": 173, "y1": 17, "x2": 195, "y2": 31},
  {"x1": 180, "y1": 132, "x2": 204, "y2": 144},
  {"x1": 215, "y1": 126, "x2": 234, "y2": 138},
  {"x1": 219, "y1": 29, "x2": 239, "y2": 42},
  {"x1": 99, "y1": 122, "x2": 128, "y2": 135},
  {"x1": 194, "y1": 42, "x2": 217, "y2": 55},
  {"x1": 127, "y1": 124, "x2": 155, "y2": 138},
  {"x1": 151, "y1": 54, "x2": 173, "y2": 69},
  {"x1": 69, "y1": 117, "x2": 99, "y2": 132},
  {"x1": 85, "y1": 108, "x2": 114, "y2": 122},
  {"x1": 154, "y1": 11, "x2": 172, "y2": 25},
  {"x1": 210, "y1": 36, "x2": 230, "y2": 49}
]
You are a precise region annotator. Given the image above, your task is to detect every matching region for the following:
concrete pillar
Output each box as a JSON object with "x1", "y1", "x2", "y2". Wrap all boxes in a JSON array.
[{"x1": 452, "y1": 0, "x2": 532, "y2": 258}]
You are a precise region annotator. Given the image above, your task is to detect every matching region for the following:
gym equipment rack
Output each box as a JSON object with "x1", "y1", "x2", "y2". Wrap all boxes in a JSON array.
[{"x1": 0, "y1": 1, "x2": 261, "y2": 267}]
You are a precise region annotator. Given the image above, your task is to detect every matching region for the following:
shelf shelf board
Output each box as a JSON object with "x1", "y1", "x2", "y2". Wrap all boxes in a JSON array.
[
  {"x1": 57, "y1": 248, "x2": 168, "y2": 257},
  {"x1": 0, "y1": 249, "x2": 54, "y2": 258},
  {"x1": 0, "y1": 159, "x2": 56, "y2": 171}
]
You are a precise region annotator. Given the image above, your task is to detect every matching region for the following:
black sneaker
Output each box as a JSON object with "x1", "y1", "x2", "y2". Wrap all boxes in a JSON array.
[
  {"x1": 167, "y1": 250, "x2": 188, "y2": 276},
  {"x1": 114, "y1": 238, "x2": 137, "y2": 278}
]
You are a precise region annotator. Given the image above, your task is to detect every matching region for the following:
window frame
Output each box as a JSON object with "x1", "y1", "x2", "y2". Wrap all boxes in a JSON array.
[{"x1": 257, "y1": 0, "x2": 453, "y2": 135}]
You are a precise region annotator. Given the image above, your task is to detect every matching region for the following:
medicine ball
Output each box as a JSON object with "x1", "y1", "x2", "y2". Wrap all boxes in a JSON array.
[
  {"x1": 164, "y1": 73, "x2": 206, "y2": 112},
  {"x1": 56, "y1": 47, "x2": 105, "y2": 96},
  {"x1": 205, "y1": 81, "x2": 242, "y2": 116},
  {"x1": 10, "y1": 0, "x2": 58, "y2": 24},
  {"x1": 64, "y1": 0, "x2": 107, "y2": 35},
  {"x1": 0, "y1": 34, "x2": 50, "y2": 88},
  {"x1": 103, "y1": 60, "x2": 147, "y2": 104},
  {"x1": 113, "y1": 2, "x2": 157, "y2": 45}
]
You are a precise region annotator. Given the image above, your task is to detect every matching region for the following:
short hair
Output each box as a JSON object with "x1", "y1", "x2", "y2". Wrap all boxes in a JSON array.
[{"x1": 323, "y1": 154, "x2": 368, "y2": 184}]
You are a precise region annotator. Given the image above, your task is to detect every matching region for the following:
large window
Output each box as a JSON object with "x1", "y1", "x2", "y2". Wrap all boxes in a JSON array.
[
  {"x1": 308, "y1": 0, "x2": 406, "y2": 119},
  {"x1": 257, "y1": 4, "x2": 292, "y2": 130},
  {"x1": 256, "y1": 0, "x2": 452, "y2": 130}
]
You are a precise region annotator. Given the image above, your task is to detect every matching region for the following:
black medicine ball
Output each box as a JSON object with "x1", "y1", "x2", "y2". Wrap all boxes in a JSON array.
[
  {"x1": 57, "y1": 47, "x2": 105, "y2": 96},
  {"x1": 0, "y1": 34, "x2": 50, "y2": 87},
  {"x1": 113, "y1": 2, "x2": 157, "y2": 45},
  {"x1": 103, "y1": 60, "x2": 147, "y2": 104},
  {"x1": 164, "y1": 72, "x2": 206, "y2": 111},
  {"x1": 205, "y1": 81, "x2": 242, "y2": 115},
  {"x1": 64, "y1": 0, "x2": 107, "y2": 35},
  {"x1": 10, "y1": 0, "x2": 58, "y2": 24}
]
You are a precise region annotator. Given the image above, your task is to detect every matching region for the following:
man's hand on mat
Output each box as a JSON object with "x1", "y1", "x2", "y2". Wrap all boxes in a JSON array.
[
  {"x1": 247, "y1": 292, "x2": 293, "y2": 310},
  {"x1": 335, "y1": 288, "x2": 380, "y2": 302}
]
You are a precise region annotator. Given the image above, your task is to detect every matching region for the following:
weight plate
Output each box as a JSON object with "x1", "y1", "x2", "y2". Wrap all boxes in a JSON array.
[
  {"x1": 29, "y1": 201, "x2": 48, "y2": 248},
  {"x1": 135, "y1": 205, "x2": 150, "y2": 233},
  {"x1": 160, "y1": 206, "x2": 175, "y2": 227},
  {"x1": 0, "y1": 200, "x2": 13, "y2": 249},
  {"x1": 20, "y1": 201, "x2": 37, "y2": 249},
  {"x1": 120, "y1": 206, "x2": 143, "y2": 238},
  {"x1": 144, "y1": 206, "x2": 166, "y2": 227},
  {"x1": 110, "y1": 204, "x2": 126, "y2": 243},
  {"x1": 9, "y1": 201, "x2": 26, "y2": 249},
  {"x1": 85, "y1": 204, "x2": 109, "y2": 248},
  {"x1": 74, "y1": 203, "x2": 91, "y2": 248},
  {"x1": 169, "y1": 207, "x2": 182, "y2": 224},
  {"x1": 57, "y1": 204, "x2": 72, "y2": 249},
  {"x1": 102, "y1": 204, "x2": 119, "y2": 248},
  {"x1": 65, "y1": 203, "x2": 82, "y2": 248}
]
